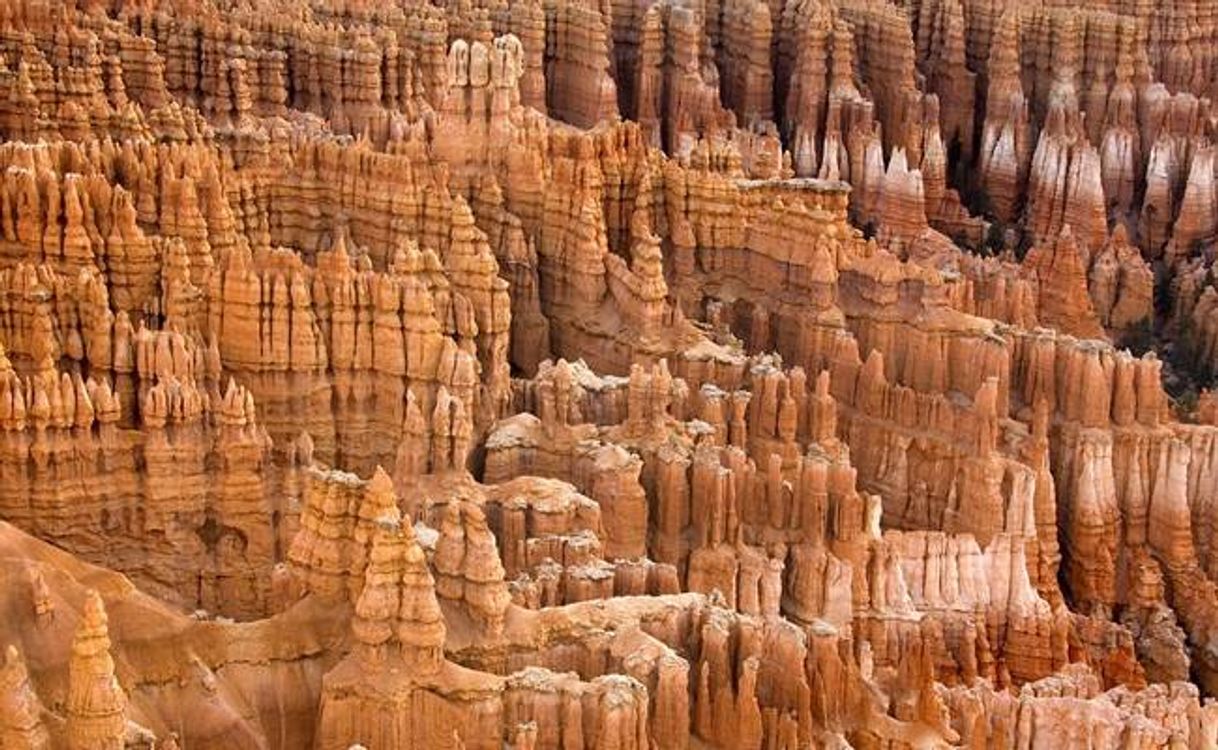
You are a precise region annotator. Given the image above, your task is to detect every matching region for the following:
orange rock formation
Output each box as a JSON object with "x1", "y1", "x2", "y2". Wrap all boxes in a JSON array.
[{"x1": 1, "y1": 0, "x2": 1218, "y2": 748}]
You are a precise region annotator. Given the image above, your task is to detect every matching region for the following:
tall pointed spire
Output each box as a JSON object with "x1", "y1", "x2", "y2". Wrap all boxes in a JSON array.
[
  {"x1": 396, "y1": 518, "x2": 447, "y2": 674},
  {"x1": 352, "y1": 505, "x2": 408, "y2": 665},
  {"x1": 0, "y1": 644, "x2": 49, "y2": 750},
  {"x1": 66, "y1": 591, "x2": 126, "y2": 750}
]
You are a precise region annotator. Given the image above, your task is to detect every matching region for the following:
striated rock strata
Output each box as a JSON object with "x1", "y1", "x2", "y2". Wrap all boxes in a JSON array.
[{"x1": 1, "y1": 0, "x2": 1218, "y2": 748}]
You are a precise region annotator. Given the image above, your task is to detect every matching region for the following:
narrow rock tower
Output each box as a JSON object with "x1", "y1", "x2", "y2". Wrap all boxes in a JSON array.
[
  {"x1": 0, "y1": 643, "x2": 50, "y2": 749},
  {"x1": 66, "y1": 591, "x2": 126, "y2": 750}
]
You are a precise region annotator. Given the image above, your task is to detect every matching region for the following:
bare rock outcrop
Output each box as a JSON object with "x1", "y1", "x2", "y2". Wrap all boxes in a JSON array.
[{"x1": 0, "y1": 0, "x2": 1217, "y2": 748}]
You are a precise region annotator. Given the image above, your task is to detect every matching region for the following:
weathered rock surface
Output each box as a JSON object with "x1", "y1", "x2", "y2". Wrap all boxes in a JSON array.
[{"x1": 1, "y1": 0, "x2": 1218, "y2": 748}]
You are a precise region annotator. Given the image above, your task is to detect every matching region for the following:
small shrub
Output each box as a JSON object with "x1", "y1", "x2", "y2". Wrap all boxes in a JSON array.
[
  {"x1": 1014, "y1": 231, "x2": 1035, "y2": 262},
  {"x1": 982, "y1": 221, "x2": 1006, "y2": 257},
  {"x1": 1174, "y1": 388, "x2": 1200, "y2": 423},
  {"x1": 1116, "y1": 317, "x2": 1154, "y2": 357}
]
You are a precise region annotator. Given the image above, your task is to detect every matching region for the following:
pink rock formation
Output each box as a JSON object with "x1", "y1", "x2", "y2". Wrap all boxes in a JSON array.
[
  {"x1": 65, "y1": 592, "x2": 127, "y2": 750},
  {"x1": 0, "y1": 0, "x2": 1215, "y2": 748},
  {"x1": 0, "y1": 644, "x2": 49, "y2": 749},
  {"x1": 1022, "y1": 227, "x2": 1107, "y2": 339}
]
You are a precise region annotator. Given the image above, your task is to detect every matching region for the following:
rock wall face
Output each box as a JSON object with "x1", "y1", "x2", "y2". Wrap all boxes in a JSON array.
[{"x1": 1, "y1": 0, "x2": 1218, "y2": 748}]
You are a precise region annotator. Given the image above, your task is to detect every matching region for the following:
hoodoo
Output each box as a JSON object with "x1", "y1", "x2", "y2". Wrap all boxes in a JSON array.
[{"x1": 0, "y1": 0, "x2": 1216, "y2": 747}]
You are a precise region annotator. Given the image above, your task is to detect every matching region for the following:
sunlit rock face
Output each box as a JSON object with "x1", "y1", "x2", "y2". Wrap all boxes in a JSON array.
[{"x1": 0, "y1": 0, "x2": 1218, "y2": 748}]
